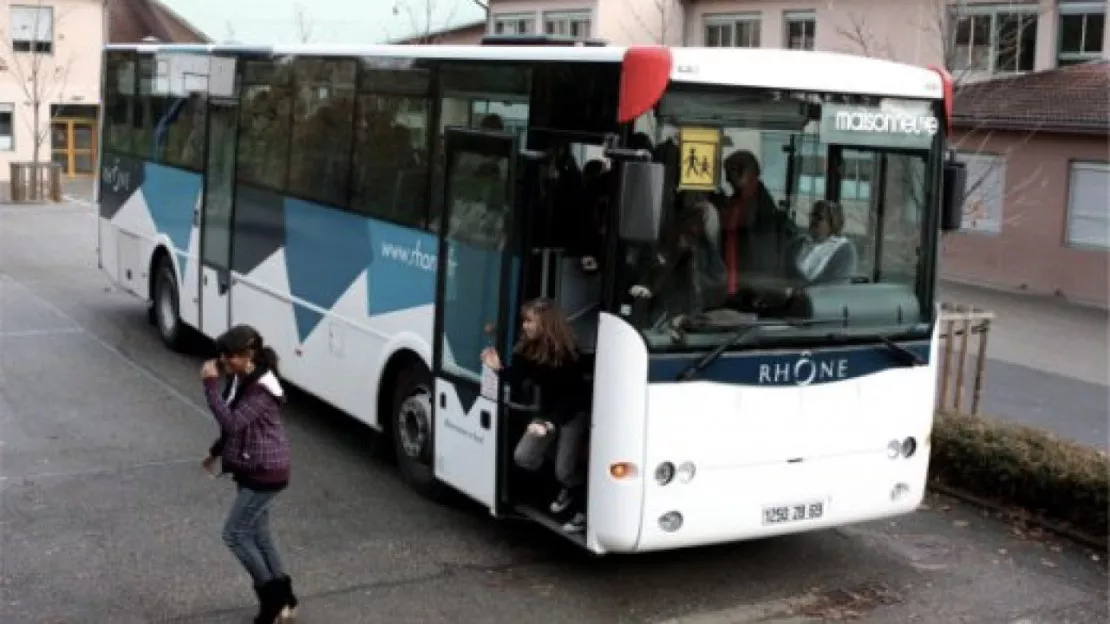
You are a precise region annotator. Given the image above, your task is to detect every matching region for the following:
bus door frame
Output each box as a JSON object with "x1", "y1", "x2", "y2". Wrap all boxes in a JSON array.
[
  {"x1": 430, "y1": 127, "x2": 528, "y2": 515},
  {"x1": 196, "y1": 55, "x2": 241, "y2": 340}
]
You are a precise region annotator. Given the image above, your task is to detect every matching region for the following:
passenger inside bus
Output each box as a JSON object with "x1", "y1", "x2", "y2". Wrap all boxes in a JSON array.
[
  {"x1": 788, "y1": 199, "x2": 858, "y2": 285},
  {"x1": 711, "y1": 150, "x2": 800, "y2": 308},
  {"x1": 628, "y1": 191, "x2": 727, "y2": 325},
  {"x1": 479, "y1": 298, "x2": 590, "y2": 534}
]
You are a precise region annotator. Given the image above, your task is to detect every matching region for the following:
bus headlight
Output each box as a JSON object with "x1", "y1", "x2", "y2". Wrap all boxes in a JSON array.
[
  {"x1": 654, "y1": 461, "x2": 675, "y2": 485},
  {"x1": 658, "y1": 511, "x2": 684, "y2": 532},
  {"x1": 676, "y1": 461, "x2": 696, "y2": 483},
  {"x1": 902, "y1": 437, "x2": 917, "y2": 458},
  {"x1": 886, "y1": 440, "x2": 901, "y2": 459}
]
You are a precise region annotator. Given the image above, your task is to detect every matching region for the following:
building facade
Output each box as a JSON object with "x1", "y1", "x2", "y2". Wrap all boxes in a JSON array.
[
  {"x1": 0, "y1": 0, "x2": 207, "y2": 184},
  {"x1": 484, "y1": 0, "x2": 1108, "y2": 77},
  {"x1": 0, "y1": 0, "x2": 106, "y2": 181},
  {"x1": 944, "y1": 62, "x2": 1109, "y2": 308}
]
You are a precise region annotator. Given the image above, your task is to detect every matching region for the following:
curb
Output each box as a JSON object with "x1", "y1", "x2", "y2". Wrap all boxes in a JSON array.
[{"x1": 928, "y1": 481, "x2": 1108, "y2": 554}]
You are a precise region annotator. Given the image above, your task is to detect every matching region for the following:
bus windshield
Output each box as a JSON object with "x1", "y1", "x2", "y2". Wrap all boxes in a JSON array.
[{"x1": 622, "y1": 86, "x2": 941, "y2": 352}]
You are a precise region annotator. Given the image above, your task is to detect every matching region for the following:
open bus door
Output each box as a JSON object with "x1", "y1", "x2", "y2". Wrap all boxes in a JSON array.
[{"x1": 430, "y1": 128, "x2": 523, "y2": 514}]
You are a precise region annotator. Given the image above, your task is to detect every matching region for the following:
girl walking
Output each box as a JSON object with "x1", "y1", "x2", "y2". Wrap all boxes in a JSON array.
[{"x1": 201, "y1": 324, "x2": 297, "y2": 623}]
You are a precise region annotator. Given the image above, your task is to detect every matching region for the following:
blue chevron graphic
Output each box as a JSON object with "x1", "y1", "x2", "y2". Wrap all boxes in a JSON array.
[
  {"x1": 142, "y1": 163, "x2": 201, "y2": 277},
  {"x1": 283, "y1": 197, "x2": 372, "y2": 342}
]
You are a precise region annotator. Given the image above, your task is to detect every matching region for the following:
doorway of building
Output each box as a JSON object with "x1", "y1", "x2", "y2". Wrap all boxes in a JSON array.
[{"x1": 50, "y1": 105, "x2": 99, "y2": 178}]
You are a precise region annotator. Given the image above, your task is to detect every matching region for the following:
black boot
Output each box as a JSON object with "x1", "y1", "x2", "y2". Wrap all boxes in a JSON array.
[
  {"x1": 253, "y1": 580, "x2": 286, "y2": 624},
  {"x1": 277, "y1": 575, "x2": 298, "y2": 619}
]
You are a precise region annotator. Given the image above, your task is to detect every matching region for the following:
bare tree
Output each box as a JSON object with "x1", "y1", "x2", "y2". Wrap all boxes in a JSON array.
[
  {"x1": 623, "y1": 0, "x2": 680, "y2": 45},
  {"x1": 388, "y1": 0, "x2": 464, "y2": 44},
  {"x1": 837, "y1": 1, "x2": 1048, "y2": 233},
  {"x1": 223, "y1": 21, "x2": 239, "y2": 44},
  {"x1": 1, "y1": 0, "x2": 74, "y2": 200},
  {"x1": 293, "y1": 2, "x2": 315, "y2": 44}
]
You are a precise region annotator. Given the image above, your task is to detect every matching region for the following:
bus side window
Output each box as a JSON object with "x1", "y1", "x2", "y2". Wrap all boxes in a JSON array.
[
  {"x1": 236, "y1": 59, "x2": 295, "y2": 191},
  {"x1": 350, "y1": 60, "x2": 433, "y2": 229},
  {"x1": 430, "y1": 64, "x2": 532, "y2": 230},
  {"x1": 287, "y1": 58, "x2": 356, "y2": 208}
]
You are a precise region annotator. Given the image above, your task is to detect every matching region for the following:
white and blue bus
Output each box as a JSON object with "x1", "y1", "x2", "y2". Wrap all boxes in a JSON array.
[{"x1": 96, "y1": 37, "x2": 966, "y2": 555}]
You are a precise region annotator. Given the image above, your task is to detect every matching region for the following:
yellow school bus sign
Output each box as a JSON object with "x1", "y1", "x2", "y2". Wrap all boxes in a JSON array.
[{"x1": 677, "y1": 127, "x2": 721, "y2": 191}]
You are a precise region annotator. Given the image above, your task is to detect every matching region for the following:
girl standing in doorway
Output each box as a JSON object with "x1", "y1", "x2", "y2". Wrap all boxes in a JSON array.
[{"x1": 480, "y1": 298, "x2": 590, "y2": 533}]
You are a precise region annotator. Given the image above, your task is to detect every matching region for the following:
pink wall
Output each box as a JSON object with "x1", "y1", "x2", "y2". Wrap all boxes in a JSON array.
[
  {"x1": 595, "y1": 0, "x2": 685, "y2": 45},
  {"x1": 432, "y1": 24, "x2": 486, "y2": 44},
  {"x1": 941, "y1": 130, "x2": 1110, "y2": 308},
  {"x1": 683, "y1": 0, "x2": 1107, "y2": 77},
  {"x1": 0, "y1": 0, "x2": 104, "y2": 176},
  {"x1": 488, "y1": 0, "x2": 1109, "y2": 70}
]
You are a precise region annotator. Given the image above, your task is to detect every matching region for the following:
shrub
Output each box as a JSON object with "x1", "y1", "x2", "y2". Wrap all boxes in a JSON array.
[{"x1": 929, "y1": 410, "x2": 1109, "y2": 542}]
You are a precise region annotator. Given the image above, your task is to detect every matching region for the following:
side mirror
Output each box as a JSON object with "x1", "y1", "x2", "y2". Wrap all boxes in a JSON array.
[
  {"x1": 617, "y1": 160, "x2": 664, "y2": 243},
  {"x1": 940, "y1": 157, "x2": 966, "y2": 232}
]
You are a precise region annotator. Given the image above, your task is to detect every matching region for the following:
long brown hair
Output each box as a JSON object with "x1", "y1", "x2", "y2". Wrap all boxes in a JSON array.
[{"x1": 513, "y1": 298, "x2": 578, "y2": 367}]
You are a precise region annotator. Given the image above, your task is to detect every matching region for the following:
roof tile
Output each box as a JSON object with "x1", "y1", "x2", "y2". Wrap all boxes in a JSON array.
[{"x1": 953, "y1": 61, "x2": 1110, "y2": 134}]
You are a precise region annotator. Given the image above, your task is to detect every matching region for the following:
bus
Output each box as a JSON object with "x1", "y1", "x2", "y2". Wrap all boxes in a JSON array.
[{"x1": 95, "y1": 37, "x2": 966, "y2": 555}]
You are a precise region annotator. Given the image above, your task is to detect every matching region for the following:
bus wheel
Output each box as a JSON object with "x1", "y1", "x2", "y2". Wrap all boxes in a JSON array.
[
  {"x1": 392, "y1": 366, "x2": 447, "y2": 500},
  {"x1": 153, "y1": 257, "x2": 187, "y2": 352}
]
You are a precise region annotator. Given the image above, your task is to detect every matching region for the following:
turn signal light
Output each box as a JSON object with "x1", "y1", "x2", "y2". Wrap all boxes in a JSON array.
[{"x1": 609, "y1": 462, "x2": 638, "y2": 479}]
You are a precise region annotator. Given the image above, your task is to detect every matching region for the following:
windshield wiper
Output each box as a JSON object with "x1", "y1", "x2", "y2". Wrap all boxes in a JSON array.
[
  {"x1": 874, "y1": 334, "x2": 927, "y2": 367},
  {"x1": 674, "y1": 318, "x2": 844, "y2": 382}
]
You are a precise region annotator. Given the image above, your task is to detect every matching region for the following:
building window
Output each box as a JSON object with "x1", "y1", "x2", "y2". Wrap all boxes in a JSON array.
[
  {"x1": 10, "y1": 5, "x2": 53, "y2": 54},
  {"x1": 287, "y1": 58, "x2": 356, "y2": 206},
  {"x1": 544, "y1": 11, "x2": 591, "y2": 38},
  {"x1": 949, "y1": 4, "x2": 1038, "y2": 75},
  {"x1": 0, "y1": 103, "x2": 13, "y2": 151},
  {"x1": 704, "y1": 14, "x2": 761, "y2": 48},
  {"x1": 492, "y1": 13, "x2": 534, "y2": 35},
  {"x1": 955, "y1": 152, "x2": 1006, "y2": 234},
  {"x1": 1058, "y1": 1, "x2": 1105, "y2": 67},
  {"x1": 784, "y1": 11, "x2": 815, "y2": 50},
  {"x1": 1065, "y1": 161, "x2": 1110, "y2": 249}
]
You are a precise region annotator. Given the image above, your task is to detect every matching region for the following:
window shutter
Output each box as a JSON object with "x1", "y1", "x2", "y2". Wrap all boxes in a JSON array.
[{"x1": 1066, "y1": 162, "x2": 1110, "y2": 249}]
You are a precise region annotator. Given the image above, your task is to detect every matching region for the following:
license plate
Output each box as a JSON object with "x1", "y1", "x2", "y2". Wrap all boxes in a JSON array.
[{"x1": 762, "y1": 500, "x2": 825, "y2": 525}]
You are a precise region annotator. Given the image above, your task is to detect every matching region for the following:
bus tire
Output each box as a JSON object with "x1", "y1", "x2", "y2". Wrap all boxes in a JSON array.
[
  {"x1": 391, "y1": 364, "x2": 448, "y2": 501},
  {"x1": 152, "y1": 255, "x2": 188, "y2": 352}
]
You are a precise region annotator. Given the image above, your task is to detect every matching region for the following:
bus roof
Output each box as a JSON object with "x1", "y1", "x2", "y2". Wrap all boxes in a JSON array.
[{"x1": 104, "y1": 43, "x2": 944, "y2": 101}]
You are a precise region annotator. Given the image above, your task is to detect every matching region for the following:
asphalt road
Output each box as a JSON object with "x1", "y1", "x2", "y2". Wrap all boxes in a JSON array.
[{"x1": 1, "y1": 200, "x2": 1106, "y2": 623}]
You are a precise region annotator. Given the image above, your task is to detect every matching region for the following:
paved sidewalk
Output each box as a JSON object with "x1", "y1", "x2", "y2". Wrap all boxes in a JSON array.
[
  {"x1": 938, "y1": 280, "x2": 1109, "y2": 449},
  {"x1": 939, "y1": 281, "x2": 1109, "y2": 387}
]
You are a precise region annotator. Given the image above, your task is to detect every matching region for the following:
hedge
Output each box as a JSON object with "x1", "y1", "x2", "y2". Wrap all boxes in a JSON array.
[{"x1": 929, "y1": 410, "x2": 1109, "y2": 544}]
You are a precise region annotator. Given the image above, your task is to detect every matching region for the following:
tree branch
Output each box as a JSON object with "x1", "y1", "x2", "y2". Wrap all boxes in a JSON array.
[
  {"x1": 0, "y1": 0, "x2": 76, "y2": 174},
  {"x1": 293, "y1": 2, "x2": 315, "y2": 44},
  {"x1": 620, "y1": 0, "x2": 671, "y2": 45}
]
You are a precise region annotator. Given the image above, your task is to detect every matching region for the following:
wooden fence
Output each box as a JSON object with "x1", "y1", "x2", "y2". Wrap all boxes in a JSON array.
[
  {"x1": 937, "y1": 303, "x2": 995, "y2": 415},
  {"x1": 9, "y1": 162, "x2": 62, "y2": 203}
]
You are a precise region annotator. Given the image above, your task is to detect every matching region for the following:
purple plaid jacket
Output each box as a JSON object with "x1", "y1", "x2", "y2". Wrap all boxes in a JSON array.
[{"x1": 203, "y1": 371, "x2": 290, "y2": 488}]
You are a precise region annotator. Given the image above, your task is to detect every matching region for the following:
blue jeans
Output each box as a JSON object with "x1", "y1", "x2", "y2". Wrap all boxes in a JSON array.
[{"x1": 222, "y1": 486, "x2": 286, "y2": 585}]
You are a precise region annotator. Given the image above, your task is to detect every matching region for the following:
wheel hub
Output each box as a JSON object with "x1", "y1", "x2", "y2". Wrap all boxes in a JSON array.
[{"x1": 397, "y1": 387, "x2": 431, "y2": 461}]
